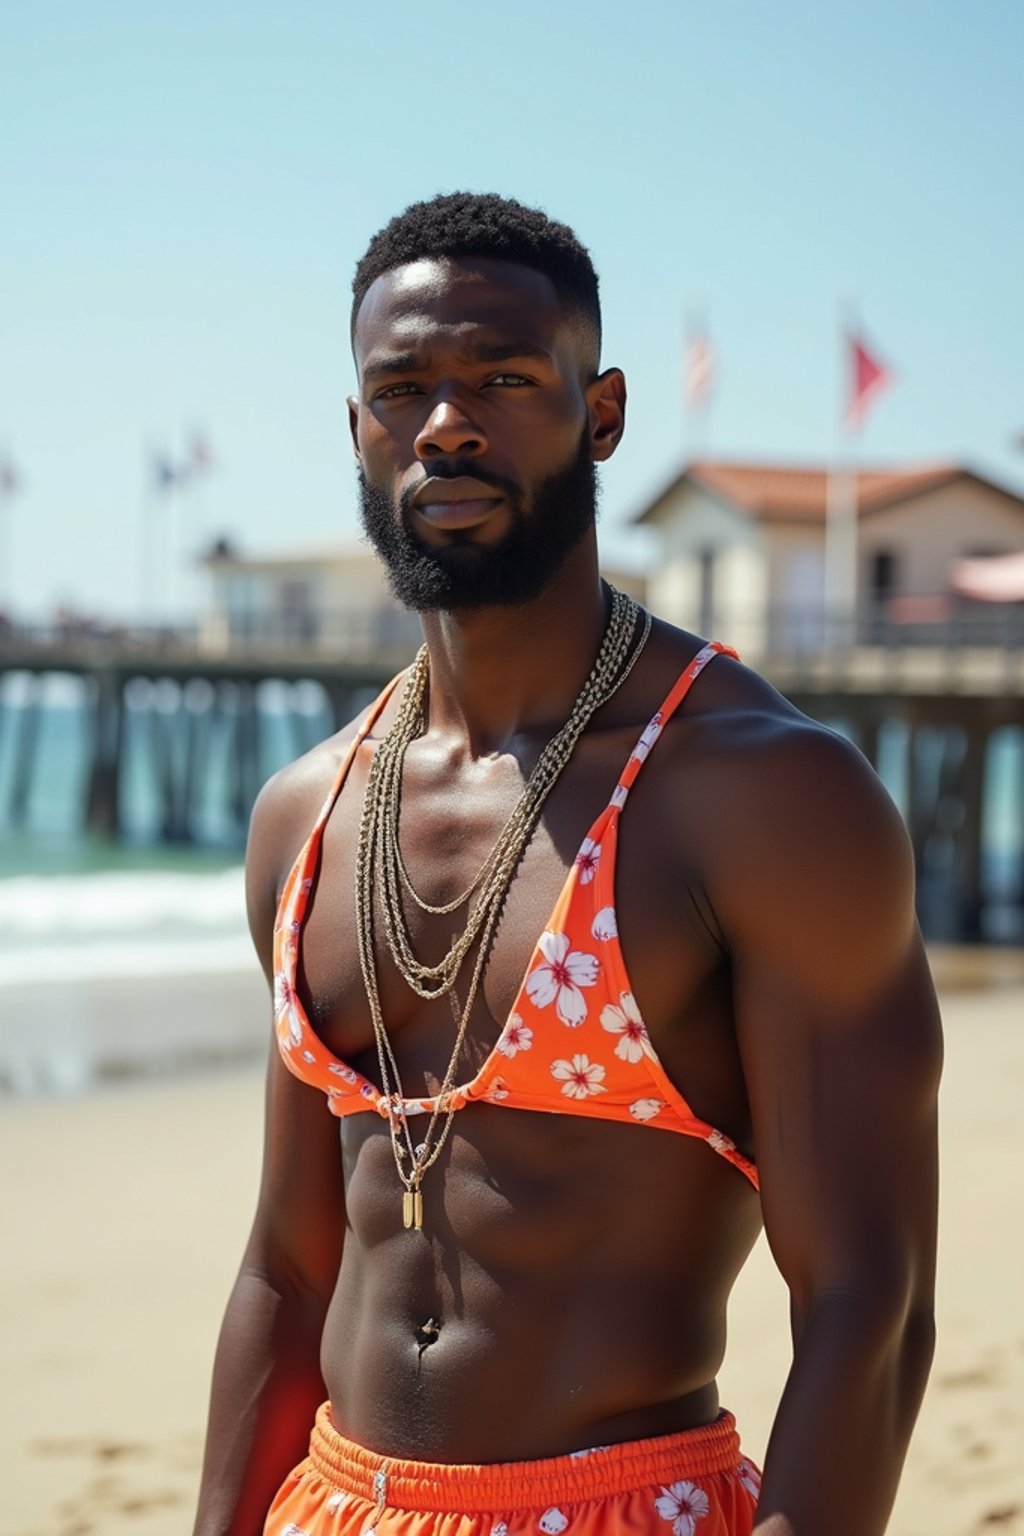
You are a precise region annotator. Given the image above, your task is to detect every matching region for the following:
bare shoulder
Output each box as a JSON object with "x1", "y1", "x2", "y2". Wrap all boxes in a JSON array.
[{"x1": 663, "y1": 644, "x2": 917, "y2": 999}]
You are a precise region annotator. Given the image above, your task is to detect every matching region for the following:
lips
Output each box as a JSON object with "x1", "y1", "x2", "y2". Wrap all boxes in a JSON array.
[{"x1": 411, "y1": 476, "x2": 506, "y2": 530}]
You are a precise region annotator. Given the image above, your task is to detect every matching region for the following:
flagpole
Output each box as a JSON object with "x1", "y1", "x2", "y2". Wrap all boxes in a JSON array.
[
  {"x1": 184, "y1": 427, "x2": 213, "y2": 630},
  {"x1": 140, "y1": 441, "x2": 157, "y2": 630},
  {"x1": 0, "y1": 444, "x2": 15, "y2": 617},
  {"x1": 683, "y1": 305, "x2": 713, "y2": 462},
  {"x1": 825, "y1": 299, "x2": 859, "y2": 653}
]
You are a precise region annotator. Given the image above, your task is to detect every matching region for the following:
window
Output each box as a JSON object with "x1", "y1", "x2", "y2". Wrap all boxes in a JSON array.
[{"x1": 868, "y1": 549, "x2": 899, "y2": 603}]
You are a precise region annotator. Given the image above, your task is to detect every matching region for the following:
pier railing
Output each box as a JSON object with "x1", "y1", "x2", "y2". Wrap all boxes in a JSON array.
[
  {"x1": 8, "y1": 604, "x2": 1024, "y2": 699},
  {"x1": 2, "y1": 598, "x2": 1023, "y2": 683}
]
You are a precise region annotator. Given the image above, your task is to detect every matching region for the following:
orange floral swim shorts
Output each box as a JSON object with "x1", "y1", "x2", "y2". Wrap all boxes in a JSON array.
[{"x1": 264, "y1": 1402, "x2": 761, "y2": 1534}]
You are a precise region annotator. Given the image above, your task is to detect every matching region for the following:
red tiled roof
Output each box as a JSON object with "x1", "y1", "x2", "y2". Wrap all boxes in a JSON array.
[{"x1": 634, "y1": 459, "x2": 985, "y2": 524}]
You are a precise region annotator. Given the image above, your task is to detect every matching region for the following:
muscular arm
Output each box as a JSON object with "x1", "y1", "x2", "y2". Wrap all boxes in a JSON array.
[
  {"x1": 193, "y1": 768, "x2": 347, "y2": 1536},
  {"x1": 713, "y1": 717, "x2": 942, "y2": 1536}
]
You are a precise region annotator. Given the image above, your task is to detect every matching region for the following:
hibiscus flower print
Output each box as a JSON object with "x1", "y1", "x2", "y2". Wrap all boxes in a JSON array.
[
  {"x1": 551, "y1": 1054, "x2": 607, "y2": 1099},
  {"x1": 600, "y1": 992, "x2": 655, "y2": 1063},
  {"x1": 706, "y1": 1128, "x2": 736, "y2": 1155},
  {"x1": 629, "y1": 1097, "x2": 664, "y2": 1122},
  {"x1": 654, "y1": 1479, "x2": 711, "y2": 1534},
  {"x1": 574, "y1": 837, "x2": 601, "y2": 884},
  {"x1": 273, "y1": 976, "x2": 304, "y2": 1047},
  {"x1": 525, "y1": 932, "x2": 600, "y2": 1026},
  {"x1": 737, "y1": 1457, "x2": 761, "y2": 1500},
  {"x1": 273, "y1": 972, "x2": 293, "y2": 1019},
  {"x1": 328, "y1": 1063, "x2": 359, "y2": 1084},
  {"x1": 496, "y1": 1014, "x2": 533, "y2": 1057},
  {"x1": 591, "y1": 906, "x2": 618, "y2": 942},
  {"x1": 484, "y1": 1076, "x2": 510, "y2": 1102},
  {"x1": 630, "y1": 714, "x2": 663, "y2": 765},
  {"x1": 610, "y1": 783, "x2": 630, "y2": 809}
]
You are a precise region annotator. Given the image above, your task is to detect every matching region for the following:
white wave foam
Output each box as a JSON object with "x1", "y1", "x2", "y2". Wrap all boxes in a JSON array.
[
  {"x1": 0, "y1": 932, "x2": 256, "y2": 986},
  {"x1": 0, "y1": 867, "x2": 247, "y2": 939}
]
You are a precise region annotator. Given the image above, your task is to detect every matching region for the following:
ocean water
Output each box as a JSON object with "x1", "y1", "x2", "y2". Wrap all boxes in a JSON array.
[
  {"x1": 0, "y1": 676, "x2": 1021, "y2": 1096},
  {"x1": 0, "y1": 676, "x2": 313, "y2": 1094}
]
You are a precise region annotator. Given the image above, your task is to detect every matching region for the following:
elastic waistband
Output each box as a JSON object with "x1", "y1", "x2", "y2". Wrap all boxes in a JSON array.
[{"x1": 308, "y1": 1402, "x2": 741, "y2": 1513}]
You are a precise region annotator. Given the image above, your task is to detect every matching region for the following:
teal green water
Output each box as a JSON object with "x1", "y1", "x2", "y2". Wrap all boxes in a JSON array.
[{"x1": 0, "y1": 682, "x2": 329, "y2": 876}]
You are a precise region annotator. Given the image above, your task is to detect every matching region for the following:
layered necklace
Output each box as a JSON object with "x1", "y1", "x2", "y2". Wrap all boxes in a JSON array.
[{"x1": 354, "y1": 586, "x2": 652, "y2": 1229}]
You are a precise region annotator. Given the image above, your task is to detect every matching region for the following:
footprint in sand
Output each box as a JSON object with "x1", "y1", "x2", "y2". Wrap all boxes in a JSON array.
[
  {"x1": 31, "y1": 1437, "x2": 151, "y2": 1462},
  {"x1": 115, "y1": 1490, "x2": 183, "y2": 1515},
  {"x1": 978, "y1": 1506, "x2": 1021, "y2": 1529},
  {"x1": 50, "y1": 1468, "x2": 184, "y2": 1532},
  {"x1": 938, "y1": 1365, "x2": 998, "y2": 1390}
]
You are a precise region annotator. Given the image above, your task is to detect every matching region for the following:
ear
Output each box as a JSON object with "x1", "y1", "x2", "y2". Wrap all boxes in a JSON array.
[
  {"x1": 347, "y1": 396, "x2": 362, "y2": 463},
  {"x1": 586, "y1": 367, "x2": 626, "y2": 463}
]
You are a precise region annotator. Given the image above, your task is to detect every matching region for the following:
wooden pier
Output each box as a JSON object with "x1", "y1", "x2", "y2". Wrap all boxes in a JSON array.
[
  {"x1": 0, "y1": 620, "x2": 414, "y2": 844},
  {"x1": 1, "y1": 614, "x2": 1022, "y2": 942}
]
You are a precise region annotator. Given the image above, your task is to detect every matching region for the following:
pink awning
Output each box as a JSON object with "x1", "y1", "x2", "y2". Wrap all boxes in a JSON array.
[{"x1": 950, "y1": 552, "x2": 1024, "y2": 603}]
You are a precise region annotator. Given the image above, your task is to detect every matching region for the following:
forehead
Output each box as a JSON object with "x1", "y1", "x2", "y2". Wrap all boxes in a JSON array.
[{"x1": 353, "y1": 256, "x2": 573, "y2": 367}]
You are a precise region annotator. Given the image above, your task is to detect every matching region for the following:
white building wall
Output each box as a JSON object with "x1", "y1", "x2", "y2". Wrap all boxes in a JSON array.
[
  {"x1": 859, "y1": 480, "x2": 1024, "y2": 597},
  {"x1": 201, "y1": 547, "x2": 409, "y2": 654},
  {"x1": 645, "y1": 486, "x2": 768, "y2": 652}
]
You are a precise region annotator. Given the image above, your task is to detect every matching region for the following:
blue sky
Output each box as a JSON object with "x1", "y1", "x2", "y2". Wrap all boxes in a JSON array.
[{"x1": 2, "y1": 0, "x2": 1022, "y2": 620}]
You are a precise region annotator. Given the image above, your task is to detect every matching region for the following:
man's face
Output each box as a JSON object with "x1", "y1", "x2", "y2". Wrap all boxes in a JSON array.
[{"x1": 349, "y1": 256, "x2": 624, "y2": 612}]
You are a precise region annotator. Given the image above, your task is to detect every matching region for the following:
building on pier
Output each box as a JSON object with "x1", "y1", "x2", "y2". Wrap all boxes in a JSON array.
[
  {"x1": 628, "y1": 457, "x2": 1024, "y2": 942},
  {"x1": 197, "y1": 539, "x2": 649, "y2": 655},
  {"x1": 634, "y1": 459, "x2": 1024, "y2": 658}
]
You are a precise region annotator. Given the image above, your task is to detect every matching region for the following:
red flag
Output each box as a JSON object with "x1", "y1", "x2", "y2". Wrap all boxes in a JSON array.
[
  {"x1": 684, "y1": 333, "x2": 715, "y2": 410},
  {"x1": 189, "y1": 430, "x2": 214, "y2": 473},
  {"x1": 845, "y1": 330, "x2": 892, "y2": 430}
]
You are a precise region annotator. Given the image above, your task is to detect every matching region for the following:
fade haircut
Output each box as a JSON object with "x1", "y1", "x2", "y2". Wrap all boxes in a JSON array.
[{"x1": 351, "y1": 191, "x2": 601, "y2": 362}]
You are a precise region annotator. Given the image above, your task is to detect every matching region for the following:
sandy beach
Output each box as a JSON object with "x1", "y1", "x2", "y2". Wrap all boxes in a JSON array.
[{"x1": 2, "y1": 956, "x2": 1022, "y2": 1536}]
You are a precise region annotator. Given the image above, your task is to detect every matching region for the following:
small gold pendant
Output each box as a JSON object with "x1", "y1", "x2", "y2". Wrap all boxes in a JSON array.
[{"x1": 402, "y1": 1189, "x2": 424, "y2": 1229}]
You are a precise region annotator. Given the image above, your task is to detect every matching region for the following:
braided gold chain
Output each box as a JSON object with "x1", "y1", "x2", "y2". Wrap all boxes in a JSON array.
[{"x1": 353, "y1": 586, "x2": 652, "y2": 1206}]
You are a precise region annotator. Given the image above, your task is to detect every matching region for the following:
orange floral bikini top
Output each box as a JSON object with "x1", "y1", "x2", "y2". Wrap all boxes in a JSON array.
[{"x1": 273, "y1": 641, "x2": 758, "y2": 1191}]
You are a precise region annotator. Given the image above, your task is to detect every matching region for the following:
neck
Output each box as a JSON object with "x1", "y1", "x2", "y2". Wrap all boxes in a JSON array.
[{"x1": 417, "y1": 536, "x2": 608, "y2": 755}]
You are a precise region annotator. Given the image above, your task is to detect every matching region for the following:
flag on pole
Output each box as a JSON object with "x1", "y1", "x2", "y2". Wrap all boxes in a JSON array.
[
  {"x1": 188, "y1": 430, "x2": 214, "y2": 474},
  {"x1": 684, "y1": 328, "x2": 715, "y2": 411},
  {"x1": 152, "y1": 451, "x2": 187, "y2": 492},
  {"x1": 845, "y1": 330, "x2": 892, "y2": 431}
]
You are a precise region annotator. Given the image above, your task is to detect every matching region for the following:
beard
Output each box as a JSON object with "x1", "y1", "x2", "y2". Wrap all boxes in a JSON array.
[{"x1": 358, "y1": 429, "x2": 598, "y2": 613}]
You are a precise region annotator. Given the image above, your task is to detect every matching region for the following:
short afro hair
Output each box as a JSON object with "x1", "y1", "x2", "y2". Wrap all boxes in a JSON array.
[{"x1": 351, "y1": 191, "x2": 601, "y2": 355}]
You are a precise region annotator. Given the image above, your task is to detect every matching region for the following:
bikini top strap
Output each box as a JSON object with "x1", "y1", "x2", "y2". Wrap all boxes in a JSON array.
[
  {"x1": 309, "y1": 668, "x2": 407, "y2": 835},
  {"x1": 612, "y1": 641, "x2": 738, "y2": 803}
]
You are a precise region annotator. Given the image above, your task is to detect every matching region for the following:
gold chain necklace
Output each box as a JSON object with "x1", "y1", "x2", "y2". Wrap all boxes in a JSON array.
[
  {"x1": 354, "y1": 587, "x2": 652, "y2": 1229},
  {"x1": 373, "y1": 590, "x2": 643, "y2": 1000}
]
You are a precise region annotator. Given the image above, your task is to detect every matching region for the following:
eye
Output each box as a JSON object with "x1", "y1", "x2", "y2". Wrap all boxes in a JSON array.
[
  {"x1": 486, "y1": 373, "x2": 534, "y2": 387},
  {"x1": 373, "y1": 382, "x2": 421, "y2": 401}
]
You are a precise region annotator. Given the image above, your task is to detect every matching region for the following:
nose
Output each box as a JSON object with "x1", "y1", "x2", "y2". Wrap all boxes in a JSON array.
[{"x1": 414, "y1": 393, "x2": 488, "y2": 461}]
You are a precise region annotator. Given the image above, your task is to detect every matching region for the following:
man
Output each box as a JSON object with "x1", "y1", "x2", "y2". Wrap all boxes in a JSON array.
[{"x1": 193, "y1": 193, "x2": 941, "y2": 1536}]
